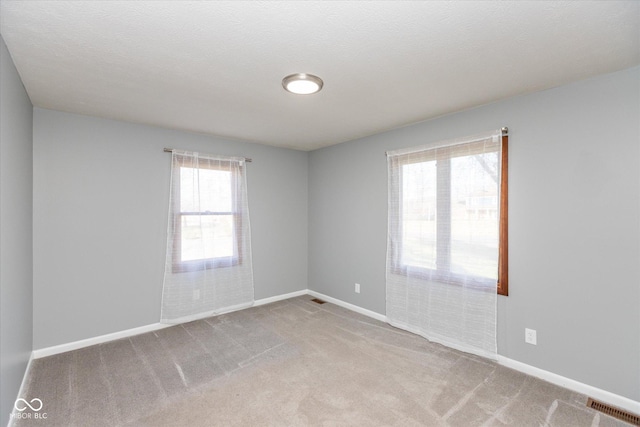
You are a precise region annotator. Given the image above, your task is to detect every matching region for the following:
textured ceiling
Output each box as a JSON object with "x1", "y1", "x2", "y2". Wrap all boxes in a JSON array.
[{"x1": 1, "y1": 1, "x2": 639, "y2": 151}]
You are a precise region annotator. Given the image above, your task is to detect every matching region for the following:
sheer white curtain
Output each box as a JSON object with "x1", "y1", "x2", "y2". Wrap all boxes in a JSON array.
[
  {"x1": 161, "y1": 150, "x2": 254, "y2": 324},
  {"x1": 386, "y1": 130, "x2": 502, "y2": 359}
]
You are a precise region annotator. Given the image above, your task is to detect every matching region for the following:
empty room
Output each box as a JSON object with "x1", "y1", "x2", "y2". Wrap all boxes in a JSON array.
[{"x1": 1, "y1": 1, "x2": 639, "y2": 426}]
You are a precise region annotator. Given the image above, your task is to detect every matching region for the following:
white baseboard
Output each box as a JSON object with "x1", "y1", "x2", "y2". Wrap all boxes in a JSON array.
[
  {"x1": 27, "y1": 289, "x2": 639, "y2": 416},
  {"x1": 497, "y1": 355, "x2": 640, "y2": 415},
  {"x1": 161, "y1": 301, "x2": 256, "y2": 325},
  {"x1": 306, "y1": 290, "x2": 387, "y2": 322},
  {"x1": 32, "y1": 323, "x2": 171, "y2": 359},
  {"x1": 254, "y1": 289, "x2": 308, "y2": 307}
]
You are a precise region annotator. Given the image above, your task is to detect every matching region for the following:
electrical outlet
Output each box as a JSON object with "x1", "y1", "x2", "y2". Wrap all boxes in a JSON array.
[
  {"x1": 525, "y1": 328, "x2": 537, "y2": 345},
  {"x1": 193, "y1": 289, "x2": 201, "y2": 300},
  {"x1": 355, "y1": 283, "x2": 361, "y2": 293}
]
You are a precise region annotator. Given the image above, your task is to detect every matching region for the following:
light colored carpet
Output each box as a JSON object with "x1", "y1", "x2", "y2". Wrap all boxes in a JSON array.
[{"x1": 14, "y1": 296, "x2": 630, "y2": 426}]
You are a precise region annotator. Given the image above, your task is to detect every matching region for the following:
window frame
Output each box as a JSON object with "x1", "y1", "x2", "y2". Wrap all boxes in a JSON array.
[
  {"x1": 171, "y1": 157, "x2": 244, "y2": 273},
  {"x1": 389, "y1": 135, "x2": 509, "y2": 295}
]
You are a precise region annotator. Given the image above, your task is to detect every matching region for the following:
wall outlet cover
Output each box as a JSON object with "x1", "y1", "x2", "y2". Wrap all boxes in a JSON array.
[{"x1": 525, "y1": 328, "x2": 537, "y2": 345}]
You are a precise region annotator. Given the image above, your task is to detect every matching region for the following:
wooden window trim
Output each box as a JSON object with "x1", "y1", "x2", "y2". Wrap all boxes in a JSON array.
[{"x1": 497, "y1": 135, "x2": 509, "y2": 296}]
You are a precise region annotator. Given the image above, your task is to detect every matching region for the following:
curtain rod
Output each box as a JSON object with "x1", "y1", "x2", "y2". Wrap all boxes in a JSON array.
[{"x1": 163, "y1": 148, "x2": 252, "y2": 162}]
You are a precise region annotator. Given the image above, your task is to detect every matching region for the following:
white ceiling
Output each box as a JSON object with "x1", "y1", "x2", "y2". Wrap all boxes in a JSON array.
[{"x1": 1, "y1": 1, "x2": 638, "y2": 151}]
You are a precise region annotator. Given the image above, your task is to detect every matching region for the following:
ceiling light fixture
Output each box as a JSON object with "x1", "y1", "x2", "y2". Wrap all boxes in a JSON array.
[{"x1": 282, "y1": 73, "x2": 323, "y2": 95}]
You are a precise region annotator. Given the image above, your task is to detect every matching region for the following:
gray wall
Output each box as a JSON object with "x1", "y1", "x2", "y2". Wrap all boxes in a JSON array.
[
  {"x1": 33, "y1": 109, "x2": 308, "y2": 349},
  {"x1": 0, "y1": 36, "x2": 34, "y2": 425},
  {"x1": 308, "y1": 66, "x2": 640, "y2": 401}
]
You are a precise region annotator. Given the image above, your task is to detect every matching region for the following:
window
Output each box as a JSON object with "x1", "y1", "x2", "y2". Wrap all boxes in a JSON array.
[
  {"x1": 161, "y1": 150, "x2": 254, "y2": 322},
  {"x1": 172, "y1": 156, "x2": 243, "y2": 272},
  {"x1": 388, "y1": 134, "x2": 508, "y2": 295}
]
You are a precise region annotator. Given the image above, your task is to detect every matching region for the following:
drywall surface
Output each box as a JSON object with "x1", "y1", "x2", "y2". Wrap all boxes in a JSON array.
[
  {"x1": 0, "y1": 36, "x2": 34, "y2": 425},
  {"x1": 308, "y1": 66, "x2": 640, "y2": 401},
  {"x1": 33, "y1": 109, "x2": 308, "y2": 349}
]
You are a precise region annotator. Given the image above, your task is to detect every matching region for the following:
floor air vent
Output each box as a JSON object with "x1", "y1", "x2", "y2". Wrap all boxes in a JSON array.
[
  {"x1": 311, "y1": 298, "x2": 326, "y2": 304},
  {"x1": 587, "y1": 398, "x2": 640, "y2": 426}
]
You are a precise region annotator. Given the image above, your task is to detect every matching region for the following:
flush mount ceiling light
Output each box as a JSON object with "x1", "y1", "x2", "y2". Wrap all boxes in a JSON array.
[{"x1": 282, "y1": 73, "x2": 323, "y2": 95}]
